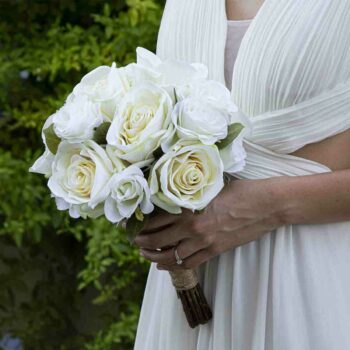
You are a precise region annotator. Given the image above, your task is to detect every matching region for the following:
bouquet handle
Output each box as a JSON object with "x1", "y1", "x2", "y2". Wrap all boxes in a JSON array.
[
  {"x1": 126, "y1": 217, "x2": 212, "y2": 328},
  {"x1": 168, "y1": 268, "x2": 212, "y2": 328}
]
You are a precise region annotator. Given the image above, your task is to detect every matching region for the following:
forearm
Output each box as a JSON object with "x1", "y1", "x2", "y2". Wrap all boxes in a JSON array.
[
  {"x1": 268, "y1": 169, "x2": 350, "y2": 225},
  {"x1": 137, "y1": 169, "x2": 350, "y2": 269}
]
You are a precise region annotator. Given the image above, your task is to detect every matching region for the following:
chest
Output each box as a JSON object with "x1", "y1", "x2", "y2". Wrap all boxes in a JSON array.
[{"x1": 232, "y1": 0, "x2": 350, "y2": 116}]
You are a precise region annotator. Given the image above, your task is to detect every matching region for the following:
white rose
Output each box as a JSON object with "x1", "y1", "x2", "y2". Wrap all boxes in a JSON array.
[
  {"x1": 29, "y1": 115, "x2": 55, "y2": 176},
  {"x1": 106, "y1": 82, "x2": 173, "y2": 164},
  {"x1": 106, "y1": 145, "x2": 127, "y2": 172},
  {"x1": 55, "y1": 198, "x2": 105, "y2": 219},
  {"x1": 218, "y1": 110, "x2": 252, "y2": 174},
  {"x1": 48, "y1": 140, "x2": 114, "y2": 218},
  {"x1": 158, "y1": 60, "x2": 208, "y2": 87},
  {"x1": 166, "y1": 97, "x2": 231, "y2": 147},
  {"x1": 136, "y1": 47, "x2": 162, "y2": 69},
  {"x1": 136, "y1": 47, "x2": 208, "y2": 88},
  {"x1": 104, "y1": 165, "x2": 154, "y2": 223},
  {"x1": 73, "y1": 63, "x2": 130, "y2": 120},
  {"x1": 175, "y1": 80, "x2": 237, "y2": 117},
  {"x1": 173, "y1": 79, "x2": 250, "y2": 174},
  {"x1": 30, "y1": 148, "x2": 55, "y2": 176},
  {"x1": 219, "y1": 133, "x2": 246, "y2": 174},
  {"x1": 126, "y1": 62, "x2": 162, "y2": 86},
  {"x1": 53, "y1": 95, "x2": 103, "y2": 143},
  {"x1": 149, "y1": 141, "x2": 224, "y2": 213}
]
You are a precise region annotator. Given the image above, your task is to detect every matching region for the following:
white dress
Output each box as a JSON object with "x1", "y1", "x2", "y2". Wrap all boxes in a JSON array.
[{"x1": 134, "y1": 1, "x2": 350, "y2": 349}]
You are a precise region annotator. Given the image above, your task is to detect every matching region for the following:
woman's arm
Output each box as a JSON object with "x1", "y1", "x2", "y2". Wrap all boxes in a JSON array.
[
  {"x1": 274, "y1": 169, "x2": 350, "y2": 224},
  {"x1": 134, "y1": 169, "x2": 350, "y2": 270}
]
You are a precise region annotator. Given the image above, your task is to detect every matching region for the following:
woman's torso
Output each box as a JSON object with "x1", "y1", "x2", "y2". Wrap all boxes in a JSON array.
[{"x1": 228, "y1": 0, "x2": 350, "y2": 171}]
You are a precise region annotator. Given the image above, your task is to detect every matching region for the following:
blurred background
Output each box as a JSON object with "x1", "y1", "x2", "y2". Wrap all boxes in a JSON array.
[{"x1": 0, "y1": 0, "x2": 164, "y2": 349}]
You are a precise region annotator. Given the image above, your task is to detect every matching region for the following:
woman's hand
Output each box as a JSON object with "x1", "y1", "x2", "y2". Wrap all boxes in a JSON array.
[{"x1": 133, "y1": 177, "x2": 287, "y2": 271}]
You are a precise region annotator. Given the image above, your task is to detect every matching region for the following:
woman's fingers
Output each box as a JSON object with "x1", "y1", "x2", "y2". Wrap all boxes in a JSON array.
[
  {"x1": 134, "y1": 225, "x2": 189, "y2": 249},
  {"x1": 140, "y1": 238, "x2": 206, "y2": 265},
  {"x1": 141, "y1": 212, "x2": 178, "y2": 233},
  {"x1": 140, "y1": 246, "x2": 177, "y2": 265},
  {"x1": 156, "y1": 248, "x2": 213, "y2": 271}
]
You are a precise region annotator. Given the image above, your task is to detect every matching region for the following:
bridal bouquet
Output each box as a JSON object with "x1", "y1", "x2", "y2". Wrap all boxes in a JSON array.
[{"x1": 30, "y1": 47, "x2": 248, "y2": 328}]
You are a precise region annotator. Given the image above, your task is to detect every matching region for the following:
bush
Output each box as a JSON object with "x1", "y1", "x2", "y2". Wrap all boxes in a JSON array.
[{"x1": 0, "y1": 1, "x2": 164, "y2": 349}]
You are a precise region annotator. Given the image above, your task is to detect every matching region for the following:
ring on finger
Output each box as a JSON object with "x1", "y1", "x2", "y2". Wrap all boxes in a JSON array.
[{"x1": 174, "y1": 247, "x2": 183, "y2": 265}]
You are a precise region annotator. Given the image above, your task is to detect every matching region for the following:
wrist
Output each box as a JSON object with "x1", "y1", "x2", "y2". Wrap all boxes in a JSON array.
[{"x1": 259, "y1": 176, "x2": 297, "y2": 227}]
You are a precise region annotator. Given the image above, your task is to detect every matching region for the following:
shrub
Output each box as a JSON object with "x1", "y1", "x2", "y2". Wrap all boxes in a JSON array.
[{"x1": 0, "y1": 1, "x2": 164, "y2": 348}]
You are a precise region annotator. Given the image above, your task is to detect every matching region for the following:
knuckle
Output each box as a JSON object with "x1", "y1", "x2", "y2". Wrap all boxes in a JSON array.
[
  {"x1": 201, "y1": 234, "x2": 214, "y2": 246},
  {"x1": 190, "y1": 220, "x2": 204, "y2": 235},
  {"x1": 141, "y1": 236, "x2": 157, "y2": 249},
  {"x1": 230, "y1": 208, "x2": 240, "y2": 220}
]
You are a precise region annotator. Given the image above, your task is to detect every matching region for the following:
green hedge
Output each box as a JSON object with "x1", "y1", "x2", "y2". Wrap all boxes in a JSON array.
[{"x1": 0, "y1": 1, "x2": 164, "y2": 349}]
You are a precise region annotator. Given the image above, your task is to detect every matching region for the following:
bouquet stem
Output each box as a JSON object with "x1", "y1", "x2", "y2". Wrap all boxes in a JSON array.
[{"x1": 169, "y1": 269, "x2": 212, "y2": 328}]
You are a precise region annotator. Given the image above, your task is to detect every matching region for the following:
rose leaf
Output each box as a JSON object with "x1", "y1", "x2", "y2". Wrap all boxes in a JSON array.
[
  {"x1": 93, "y1": 122, "x2": 111, "y2": 144},
  {"x1": 217, "y1": 122, "x2": 244, "y2": 150},
  {"x1": 43, "y1": 124, "x2": 61, "y2": 154}
]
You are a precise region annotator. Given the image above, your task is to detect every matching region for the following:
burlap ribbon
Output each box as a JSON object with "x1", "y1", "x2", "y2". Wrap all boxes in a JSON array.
[{"x1": 169, "y1": 269, "x2": 199, "y2": 290}]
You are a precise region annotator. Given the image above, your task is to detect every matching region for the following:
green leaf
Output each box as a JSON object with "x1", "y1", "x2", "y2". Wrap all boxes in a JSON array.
[
  {"x1": 217, "y1": 123, "x2": 244, "y2": 150},
  {"x1": 93, "y1": 122, "x2": 111, "y2": 144},
  {"x1": 43, "y1": 124, "x2": 61, "y2": 154},
  {"x1": 125, "y1": 214, "x2": 149, "y2": 244}
]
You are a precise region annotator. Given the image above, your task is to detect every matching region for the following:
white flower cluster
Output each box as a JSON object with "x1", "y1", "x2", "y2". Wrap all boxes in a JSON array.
[{"x1": 30, "y1": 48, "x2": 247, "y2": 223}]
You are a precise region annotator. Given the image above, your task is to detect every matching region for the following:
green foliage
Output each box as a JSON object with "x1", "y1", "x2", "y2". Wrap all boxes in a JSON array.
[
  {"x1": 93, "y1": 122, "x2": 112, "y2": 145},
  {"x1": 0, "y1": 0, "x2": 162, "y2": 348}
]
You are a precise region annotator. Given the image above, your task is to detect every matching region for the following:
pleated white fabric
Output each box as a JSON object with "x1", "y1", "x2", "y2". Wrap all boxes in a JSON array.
[
  {"x1": 156, "y1": 0, "x2": 227, "y2": 84},
  {"x1": 134, "y1": 1, "x2": 350, "y2": 349}
]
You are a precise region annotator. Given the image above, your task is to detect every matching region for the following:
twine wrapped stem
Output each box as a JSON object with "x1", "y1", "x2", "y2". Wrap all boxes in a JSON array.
[{"x1": 169, "y1": 268, "x2": 212, "y2": 328}]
